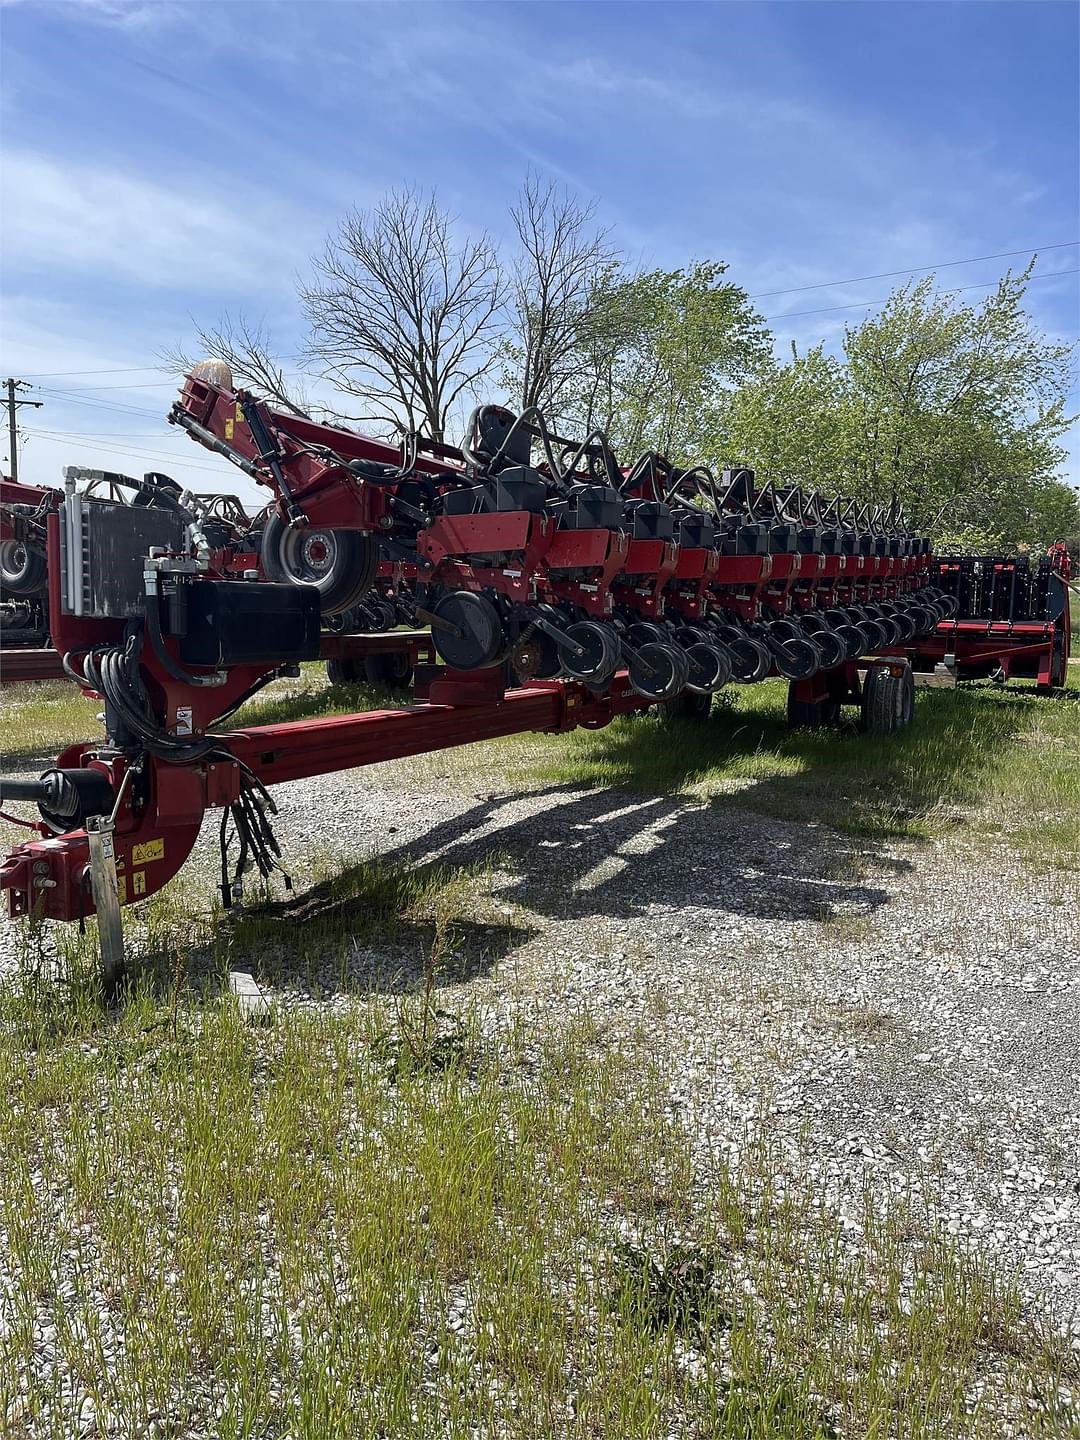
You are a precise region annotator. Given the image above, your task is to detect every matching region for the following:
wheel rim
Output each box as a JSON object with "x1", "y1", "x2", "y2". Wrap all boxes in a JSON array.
[{"x1": 278, "y1": 526, "x2": 340, "y2": 589}]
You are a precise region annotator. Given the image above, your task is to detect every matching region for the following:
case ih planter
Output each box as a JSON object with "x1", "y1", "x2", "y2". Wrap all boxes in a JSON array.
[{"x1": 0, "y1": 364, "x2": 1070, "y2": 975}]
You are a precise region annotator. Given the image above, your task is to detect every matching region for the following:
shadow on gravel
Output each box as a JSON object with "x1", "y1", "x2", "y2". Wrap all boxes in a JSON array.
[{"x1": 379, "y1": 782, "x2": 905, "y2": 925}]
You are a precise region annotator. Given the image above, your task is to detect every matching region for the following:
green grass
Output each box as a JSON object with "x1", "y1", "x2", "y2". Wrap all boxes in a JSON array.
[
  {"x1": 503, "y1": 682, "x2": 1080, "y2": 861},
  {"x1": 0, "y1": 926, "x2": 1076, "y2": 1439},
  {"x1": 0, "y1": 672, "x2": 391, "y2": 763},
  {"x1": 4, "y1": 669, "x2": 1076, "y2": 864}
]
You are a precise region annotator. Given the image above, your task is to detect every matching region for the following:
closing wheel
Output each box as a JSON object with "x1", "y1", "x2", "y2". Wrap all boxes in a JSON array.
[
  {"x1": 890, "y1": 608, "x2": 916, "y2": 641},
  {"x1": 365, "y1": 598, "x2": 398, "y2": 633},
  {"x1": 771, "y1": 636, "x2": 821, "y2": 681},
  {"x1": 261, "y1": 511, "x2": 378, "y2": 616},
  {"x1": 0, "y1": 539, "x2": 47, "y2": 598},
  {"x1": 627, "y1": 641, "x2": 689, "y2": 702},
  {"x1": 807, "y1": 627, "x2": 847, "y2": 670},
  {"x1": 560, "y1": 620, "x2": 621, "y2": 685},
  {"x1": 724, "y1": 634, "x2": 772, "y2": 684},
  {"x1": 684, "y1": 640, "x2": 732, "y2": 693},
  {"x1": 431, "y1": 591, "x2": 506, "y2": 670},
  {"x1": 364, "y1": 650, "x2": 414, "y2": 692}
]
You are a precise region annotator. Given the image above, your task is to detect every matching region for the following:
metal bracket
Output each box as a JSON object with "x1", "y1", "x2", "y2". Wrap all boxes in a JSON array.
[{"x1": 85, "y1": 815, "x2": 125, "y2": 990}]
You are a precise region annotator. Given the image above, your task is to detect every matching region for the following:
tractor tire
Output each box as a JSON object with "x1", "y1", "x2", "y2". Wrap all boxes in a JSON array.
[
  {"x1": 326, "y1": 657, "x2": 362, "y2": 685},
  {"x1": 861, "y1": 664, "x2": 915, "y2": 734},
  {"x1": 0, "y1": 539, "x2": 47, "y2": 598},
  {"x1": 363, "y1": 650, "x2": 414, "y2": 693},
  {"x1": 262, "y1": 512, "x2": 378, "y2": 617}
]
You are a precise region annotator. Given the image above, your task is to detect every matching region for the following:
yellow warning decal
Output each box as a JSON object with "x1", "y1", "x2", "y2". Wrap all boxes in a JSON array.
[
  {"x1": 133, "y1": 871, "x2": 146, "y2": 896},
  {"x1": 224, "y1": 418, "x2": 235, "y2": 440},
  {"x1": 117, "y1": 875, "x2": 127, "y2": 905},
  {"x1": 132, "y1": 838, "x2": 164, "y2": 865},
  {"x1": 235, "y1": 402, "x2": 244, "y2": 421}
]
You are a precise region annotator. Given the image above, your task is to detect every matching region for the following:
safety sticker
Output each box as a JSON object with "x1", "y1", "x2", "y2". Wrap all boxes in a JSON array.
[
  {"x1": 132, "y1": 838, "x2": 165, "y2": 865},
  {"x1": 133, "y1": 871, "x2": 146, "y2": 896}
]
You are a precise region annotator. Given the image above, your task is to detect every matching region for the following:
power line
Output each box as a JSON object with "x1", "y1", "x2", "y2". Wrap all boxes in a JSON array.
[
  {"x1": 34, "y1": 388, "x2": 167, "y2": 419},
  {"x1": 763, "y1": 267, "x2": 1080, "y2": 323},
  {"x1": 748, "y1": 240, "x2": 1078, "y2": 300},
  {"x1": 25, "y1": 428, "x2": 245, "y2": 477}
]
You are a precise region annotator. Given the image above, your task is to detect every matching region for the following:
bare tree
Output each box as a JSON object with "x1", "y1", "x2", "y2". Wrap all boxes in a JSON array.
[
  {"x1": 164, "y1": 314, "x2": 311, "y2": 417},
  {"x1": 506, "y1": 172, "x2": 617, "y2": 416},
  {"x1": 300, "y1": 189, "x2": 502, "y2": 442}
]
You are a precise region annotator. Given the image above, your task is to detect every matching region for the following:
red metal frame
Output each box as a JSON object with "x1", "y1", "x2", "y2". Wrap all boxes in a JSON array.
[{"x1": 0, "y1": 672, "x2": 653, "y2": 922}]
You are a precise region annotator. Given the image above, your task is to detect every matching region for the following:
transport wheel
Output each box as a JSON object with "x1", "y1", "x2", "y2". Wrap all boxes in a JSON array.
[
  {"x1": 261, "y1": 512, "x2": 377, "y2": 616},
  {"x1": 771, "y1": 637, "x2": 821, "y2": 681},
  {"x1": 663, "y1": 691, "x2": 713, "y2": 721},
  {"x1": 326, "y1": 657, "x2": 361, "y2": 685},
  {"x1": 627, "y1": 641, "x2": 688, "y2": 701},
  {"x1": 431, "y1": 591, "x2": 506, "y2": 669},
  {"x1": 861, "y1": 664, "x2": 915, "y2": 734},
  {"x1": 1038, "y1": 631, "x2": 1067, "y2": 694},
  {"x1": 560, "y1": 620, "x2": 621, "y2": 685},
  {"x1": 684, "y1": 640, "x2": 732, "y2": 693},
  {"x1": 363, "y1": 651, "x2": 414, "y2": 692},
  {"x1": 0, "y1": 539, "x2": 47, "y2": 598}
]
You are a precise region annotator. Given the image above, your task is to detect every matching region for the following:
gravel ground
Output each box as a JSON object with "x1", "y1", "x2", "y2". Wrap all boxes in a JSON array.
[{"x1": 2, "y1": 747, "x2": 1079, "y2": 1346}]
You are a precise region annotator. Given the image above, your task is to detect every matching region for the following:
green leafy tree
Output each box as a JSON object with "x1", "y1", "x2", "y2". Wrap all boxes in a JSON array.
[
  {"x1": 556, "y1": 261, "x2": 770, "y2": 461},
  {"x1": 717, "y1": 265, "x2": 1077, "y2": 549}
]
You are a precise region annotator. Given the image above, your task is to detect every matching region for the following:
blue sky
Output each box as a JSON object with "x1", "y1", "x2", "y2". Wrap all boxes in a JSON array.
[{"x1": 2, "y1": 0, "x2": 1077, "y2": 500}]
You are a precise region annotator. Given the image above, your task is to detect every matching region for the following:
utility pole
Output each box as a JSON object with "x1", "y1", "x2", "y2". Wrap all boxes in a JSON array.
[{"x1": 2, "y1": 379, "x2": 44, "y2": 483}]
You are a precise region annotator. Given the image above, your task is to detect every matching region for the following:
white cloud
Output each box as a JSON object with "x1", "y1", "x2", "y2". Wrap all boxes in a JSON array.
[{"x1": 1, "y1": 149, "x2": 308, "y2": 292}]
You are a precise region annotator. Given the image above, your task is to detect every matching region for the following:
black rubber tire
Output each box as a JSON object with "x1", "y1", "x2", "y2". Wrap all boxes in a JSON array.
[
  {"x1": 261, "y1": 512, "x2": 378, "y2": 617},
  {"x1": 363, "y1": 651, "x2": 414, "y2": 692},
  {"x1": 0, "y1": 539, "x2": 47, "y2": 598},
  {"x1": 810, "y1": 628, "x2": 847, "y2": 670},
  {"x1": 771, "y1": 636, "x2": 821, "y2": 681},
  {"x1": 861, "y1": 664, "x2": 915, "y2": 734},
  {"x1": 627, "y1": 641, "x2": 688, "y2": 702},
  {"x1": 684, "y1": 640, "x2": 732, "y2": 693},
  {"x1": 725, "y1": 635, "x2": 772, "y2": 684},
  {"x1": 560, "y1": 620, "x2": 621, "y2": 685},
  {"x1": 326, "y1": 657, "x2": 362, "y2": 685},
  {"x1": 431, "y1": 591, "x2": 506, "y2": 670},
  {"x1": 366, "y1": 598, "x2": 397, "y2": 633}
]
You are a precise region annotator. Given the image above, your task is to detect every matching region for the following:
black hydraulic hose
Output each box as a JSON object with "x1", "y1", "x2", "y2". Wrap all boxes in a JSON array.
[{"x1": 169, "y1": 409, "x2": 263, "y2": 481}]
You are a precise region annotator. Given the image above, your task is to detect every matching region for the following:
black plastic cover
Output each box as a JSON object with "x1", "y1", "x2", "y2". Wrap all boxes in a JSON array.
[{"x1": 173, "y1": 580, "x2": 321, "y2": 667}]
